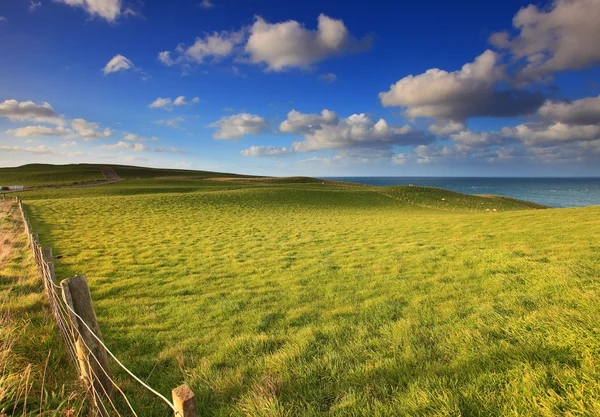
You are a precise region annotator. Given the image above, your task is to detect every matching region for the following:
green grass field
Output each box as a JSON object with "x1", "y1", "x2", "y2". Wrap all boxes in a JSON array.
[
  {"x1": 0, "y1": 164, "x2": 107, "y2": 187},
  {"x1": 0, "y1": 201, "x2": 86, "y2": 416},
  {"x1": 8, "y1": 166, "x2": 600, "y2": 416}
]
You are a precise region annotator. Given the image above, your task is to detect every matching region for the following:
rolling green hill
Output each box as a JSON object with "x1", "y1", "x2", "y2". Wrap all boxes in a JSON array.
[
  {"x1": 0, "y1": 164, "x2": 106, "y2": 187},
  {"x1": 0, "y1": 163, "x2": 253, "y2": 188},
  {"x1": 5, "y1": 166, "x2": 600, "y2": 416}
]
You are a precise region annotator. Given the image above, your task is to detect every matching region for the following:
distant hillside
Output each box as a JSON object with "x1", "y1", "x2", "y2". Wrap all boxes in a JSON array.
[
  {"x1": 110, "y1": 164, "x2": 253, "y2": 180},
  {"x1": 0, "y1": 164, "x2": 105, "y2": 187},
  {"x1": 0, "y1": 163, "x2": 252, "y2": 187}
]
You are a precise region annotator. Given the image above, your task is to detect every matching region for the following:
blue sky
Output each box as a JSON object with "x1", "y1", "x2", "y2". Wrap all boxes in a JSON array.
[{"x1": 1, "y1": 0, "x2": 600, "y2": 176}]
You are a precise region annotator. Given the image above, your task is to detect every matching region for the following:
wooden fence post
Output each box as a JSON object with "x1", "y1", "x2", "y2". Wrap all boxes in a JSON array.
[
  {"x1": 41, "y1": 246, "x2": 54, "y2": 278},
  {"x1": 172, "y1": 384, "x2": 198, "y2": 417},
  {"x1": 61, "y1": 275, "x2": 113, "y2": 398}
]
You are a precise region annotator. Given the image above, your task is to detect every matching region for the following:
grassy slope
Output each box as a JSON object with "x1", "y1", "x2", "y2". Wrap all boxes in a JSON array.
[
  {"x1": 15, "y1": 178, "x2": 600, "y2": 416},
  {"x1": 0, "y1": 164, "x2": 105, "y2": 187},
  {"x1": 110, "y1": 164, "x2": 252, "y2": 180},
  {"x1": 0, "y1": 201, "x2": 85, "y2": 416},
  {"x1": 0, "y1": 163, "x2": 253, "y2": 188}
]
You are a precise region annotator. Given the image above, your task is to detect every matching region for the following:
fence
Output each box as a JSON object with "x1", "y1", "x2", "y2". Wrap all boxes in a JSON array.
[{"x1": 13, "y1": 197, "x2": 198, "y2": 417}]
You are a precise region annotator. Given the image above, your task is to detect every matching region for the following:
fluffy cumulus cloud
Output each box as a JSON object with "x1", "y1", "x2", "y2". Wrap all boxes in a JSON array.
[
  {"x1": 279, "y1": 109, "x2": 339, "y2": 133},
  {"x1": 103, "y1": 54, "x2": 134, "y2": 75},
  {"x1": 379, "y1": 50, "x2": 545, "y2": 121},
  {"x1": 428, "y1": 120, "x2": 466, "y2": 136},
  {"x1": 70, "y1": 118, "x2": 111, "y2": 139},
  {"x1": 149, "y1": 96, "x2": 200, "y2": 110},
  {"x1": 1, "y1": 100, "x2": 111, "y2": 141},
  {"x1": 503, "y1": 122, "x2": 600, "y2": 146},
  {"x1": 246, "y1": 14, "x2": 372, "y2": 71},
  {"x1": 0, "y1": 99, "x2": 58, "y2": 124},
  {"x1": 490, "y1": 0, "x2": 600, "y2": 81},
  {"x1": 6, "y1": 126, "x2": 71, "y2": 138},
  {"x1": 497, "y1": 94, "x2": 600, "y2": 148},
  {"x1": 160, "y1": 14, "x2": 370, "y2": 72},
  {"x1": 240, "y1": 146, "x2": 294, "y2": 157},
  {"x1": 158, "y1": 30, "x2": 245, "y2": 66},
  {"x1": 6, "y1": 118, "x2": 111, "y2": 141},
  {"x1": 538, "y1": 95, "x2": 600, "y2": 125},
  {"x1": 55, "y1": 0, "x2": 123, "y2": 22},
  {"x1": 281, "y1": 110, "x2": 430, "y2": 152},
  {"x1": 209, "y1": 113, "x2": 269, "y2": 140}
]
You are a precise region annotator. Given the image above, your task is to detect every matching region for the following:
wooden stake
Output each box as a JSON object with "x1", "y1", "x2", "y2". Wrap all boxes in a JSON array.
[
  {"x1": 61, "y1": 275, "x2": 113, "y2": 397},
  {"x1": 172, "y1": 384, "x2": 198, "y2": 417},
  {"x1": 41, "y1": 246, "x2": 55, "y2": 280}
]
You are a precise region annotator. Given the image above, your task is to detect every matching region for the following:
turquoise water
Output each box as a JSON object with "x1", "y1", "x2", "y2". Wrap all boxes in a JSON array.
[{"x1": 322, "y1": 177, "x2": 600, "y2": 208}]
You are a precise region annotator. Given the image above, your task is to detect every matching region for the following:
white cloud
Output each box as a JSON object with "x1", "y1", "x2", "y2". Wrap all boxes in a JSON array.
[
  {"x1": 413, "y1": 144, "x2": 462, "y2": 164},
  {"x1": 246, "y1": 14, "x2": 372, "y2": 71},
  {"x1": 280, "y1": 110, "x2": 429, "y2": 152},
  {"x1": 391, "y1": 153, "x2": 406, "y2": 165},
  {"x1": 6, "y1": 125, "x2": 71, "y2": 137},
  {"x1": 450, "y1": 130, "x2": 505, "y2": 148},
  {"x1": 103, "y1": 54, "x2": 134, "y2": 75},
  {"x1": 490, "y1": 0, "x2": 600, "y2": 81},
  {"x1": 123, "y1": 133, "x2": 159, "y2": 142},
  {"x1": 503, "y1": 122, "x2": 600, "y2": 146},
  {"x1": 159, "y1": 30, "x2": 245, "y2": 66},
  {"x1": 428, "y1": 120, "x2": 466, "y2": 136},
  {"x1": 240, "y1": 146, "x2": 294, "y2": 157},
  {"x1": 538, "y1": 95, "x2": 600, "y2": 125},
  {"x1": 0, "y1": 145, "x2": 57, "y2": 155},
  {"x1": 55, "y1": 0, "x2": 123, "y2": 22},
  {"x1": 199, "y1": 0, "x2": 214, "y2": 9},
  {"x1": 279, "y1": 109, "x2": 339, "y2": 133},
  {"x1": 70, "y1": 118, "x2": 111, "y2": 140},
  {"x1": 319, "y1": 73, "x2": 337, "y2": 83},
  {"x1": 97, "y1": 141, "x2": 180, "y2": 152},
  {"x1": 0, "y1": 99, "x2": 59, "y2": 124},
  {"x1": 379, "y1": 50, "x2": 545, "y2": 121},
  {"x1": 29, "y1": 1, "x2": 41, "y2": 12},
  {"x1": 5, "y1": 119, "x2": 111, "y2": 141},
  {"x1": 0, "y1": 16, "x2": 7, "y2": 23},
  {"x1": 209, "y1": 113, "x2": 269, "y2": 140},
  {"x1": 296, "y1": 148, "x2": 402, "y2": 167},
  {"x1": 149, "y1": 96, "x2": 200, "y2": 110}
]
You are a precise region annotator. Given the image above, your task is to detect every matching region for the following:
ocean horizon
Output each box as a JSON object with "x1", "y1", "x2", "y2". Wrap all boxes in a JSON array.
[{"x1": 321, "y1": 177, "x2": 600, "y2": 208}]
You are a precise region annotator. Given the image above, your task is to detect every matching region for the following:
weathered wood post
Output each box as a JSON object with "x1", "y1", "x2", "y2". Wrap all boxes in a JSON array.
[
  {"x1": 172, "y1": 384, "x2": 198, "y2": 417},
  {"x1": 41, "y1": 246, "x2": 54, "y2": 293},
  {"x1": 61, "y1": 275, "x2": 113, "y2": 398}
]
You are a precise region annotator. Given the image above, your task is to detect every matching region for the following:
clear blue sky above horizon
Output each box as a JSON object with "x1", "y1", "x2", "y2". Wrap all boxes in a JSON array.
[{"x1": 1, "y1": 0, "x2": 600, "y2": 176}]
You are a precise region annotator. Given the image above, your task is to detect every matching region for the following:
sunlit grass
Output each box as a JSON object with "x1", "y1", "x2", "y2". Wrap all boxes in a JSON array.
[
  {"x1": 0, "y1": 201, "x2": 86, "y2": 416},
  {"x1": 16, "y1": 177, "x2": 600, "y2": 416}
]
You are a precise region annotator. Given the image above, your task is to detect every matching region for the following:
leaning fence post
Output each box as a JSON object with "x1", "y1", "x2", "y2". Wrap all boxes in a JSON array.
[
  {"x1": 172, "y1": 384, "x2": 198, "y2": 417},
  {"x1": 61, "y1": 275, "x2": 113, "y2": 398}
]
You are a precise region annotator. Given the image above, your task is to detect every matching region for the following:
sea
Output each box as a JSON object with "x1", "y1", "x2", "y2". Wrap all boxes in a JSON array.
[{"x1": 321, "y1": 177, "x2": 600, "y2": 208}]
